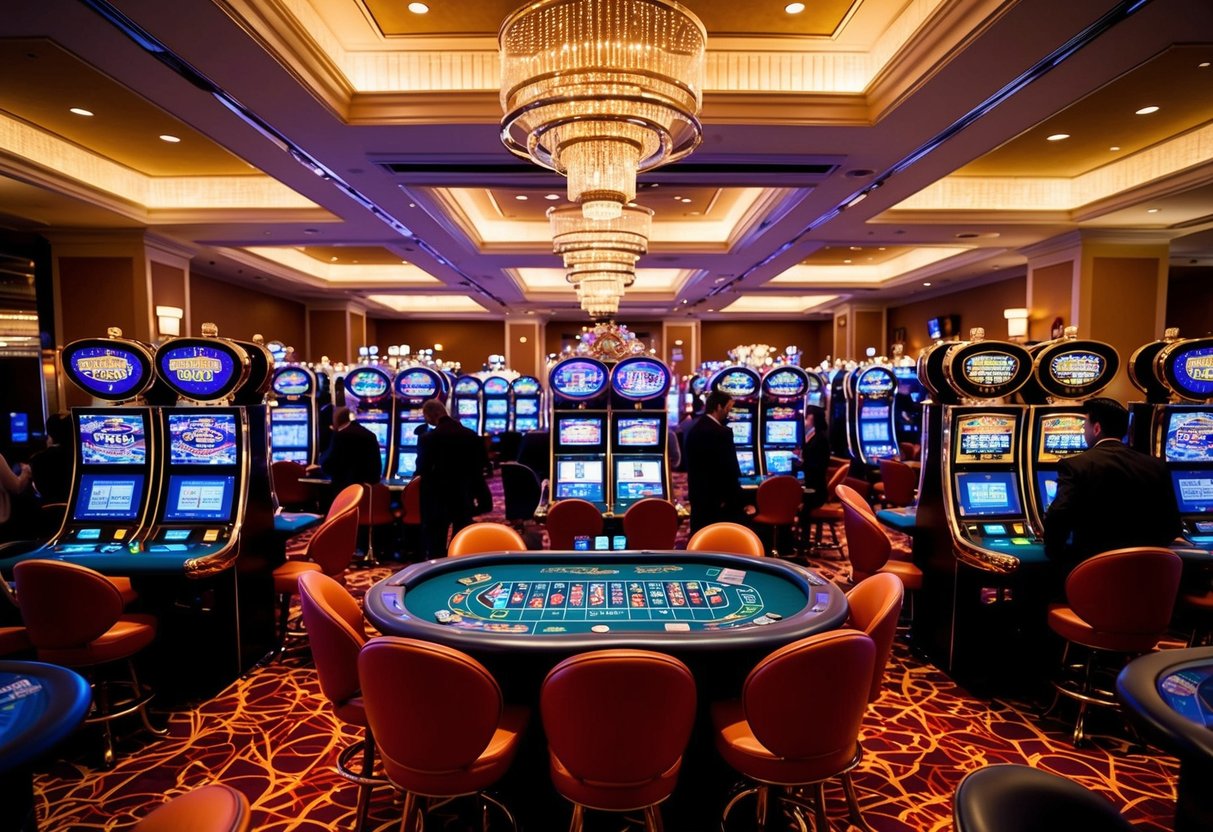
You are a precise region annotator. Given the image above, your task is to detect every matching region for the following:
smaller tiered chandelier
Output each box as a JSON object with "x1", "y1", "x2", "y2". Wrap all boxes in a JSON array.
[{"x1": 550, "y1": 202, "x2": 650, "y2": 317}]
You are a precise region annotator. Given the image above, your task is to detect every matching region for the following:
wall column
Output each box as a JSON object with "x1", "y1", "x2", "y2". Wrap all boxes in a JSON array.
[
  {"x1": 832, "y1": 303, "x2": 886, "y2": 361},
  {"x1": 506, "y1": 319, "x2": 545, "y2": 379},
  {"x1": 661, "y1": 320, "x2": 700, "y2": 379},
  {"x1": 307, "y1": 302, "x2": 368, "y2": 365}
]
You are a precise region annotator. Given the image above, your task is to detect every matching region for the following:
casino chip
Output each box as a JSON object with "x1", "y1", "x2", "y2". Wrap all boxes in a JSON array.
[{"x1": 591, "y1": 624, "x2": 610, "y2": 633}]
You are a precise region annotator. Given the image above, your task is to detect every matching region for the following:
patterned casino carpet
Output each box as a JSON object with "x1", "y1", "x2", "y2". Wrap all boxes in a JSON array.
[{"x1": 29, "y1": 471, "x2": 1180, "y2": 831}]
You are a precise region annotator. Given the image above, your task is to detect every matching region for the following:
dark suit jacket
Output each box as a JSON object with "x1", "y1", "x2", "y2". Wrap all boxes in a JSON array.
[
  {"x1": 319, "y1": 421, "x2": 382, "y2": 492},
  {"x1": 416, "y1": 416, "x2": 487, "y2": 522},
  {"x1": 685, "y1": 414, "x2": 744, "y2": 531},
  {"x1": 29, "y1": 444, "x2": 73, "y2": 503},
  {"x1": 795, "y1": 430, "x2": 831, "y2": 511},
  {"x1": 1044, "y1": 439, "x2": 1180, "y2": 568}
]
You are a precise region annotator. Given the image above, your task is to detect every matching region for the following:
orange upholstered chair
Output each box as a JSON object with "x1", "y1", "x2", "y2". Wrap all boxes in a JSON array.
[
  {"x1": 1046, "y1": 547, "x2": 1182, "y2": 745},
  {"x1": 713, "y1": 630, "x2": 876, "y2": 831},
  {"x1": 876, "y1": 458, "x2": 918, "y2": 508},
  {"x1": 807, "y1": 463, "x2": 851, "y2": 553},
  {"x1": 14, "y1": 559, "x2": 164, "y2": 767},
  {"x1": 752, "y1": 475, "x2": 804, "y2": 558},
  {"x1": 358, "y1": 636, "x2": 529, "y2": 831},
  {"x1": 838, "y1": 484, "x2": 923, "y2": 592},
  {"x1": 271, "y1": 459, "x2": 312, "y2": 510},
  {"x1": 541, "y1": 650, "x2": 697, "y2": 831},
  {"x1": 298, "y1": 572, "x2": 388, "y2": 828},
  {"x1": 687, "y1": 522, "x2": 765, "y2": 558},
  {"x1": 284, "y1": 483, "x2": 363, "y2": 559},
  {"x1": 546, "y1": 498, "x2": 604, "y2": 551},
  {"x1": 358, "y1": 482, "x2": 395, "y2": 565},
  {"x1": 622, "y1": 499, "x2": 679, "y2": 550},
  {"x1": 398, "y1": 476, "x2": 424, "y2": 559},
  {"x1": 448, "y1": 523, "x2": 527, "y2": 557},
  {"x1": 0, "y1": 625, "x2": 31, "y2": 656},
  {"x1": 846, "y1": 573, "x2": 904, "y2": 702},
  {"x1": 133, "y1": 784, "x2": 251, "y2": 832}
]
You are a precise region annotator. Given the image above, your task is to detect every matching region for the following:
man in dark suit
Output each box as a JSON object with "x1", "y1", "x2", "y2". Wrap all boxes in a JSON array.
[
  {"x1": 1044, "y1": 397, "x2": 1180, "y2": 574},
  {"x1": 685, "y1": 390, "x2": 747, "y2": 533},
  {"x1": 318, "y1": 407, "x2": 382, "y2": 500},
  {"x1": 416, "y1": 398, "x2": 488, "y2": 557}
]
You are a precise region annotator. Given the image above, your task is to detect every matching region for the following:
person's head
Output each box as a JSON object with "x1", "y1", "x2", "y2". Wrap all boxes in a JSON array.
[
  {"x1": 1082, "y1": 397, "x2": 1129, "y2": 444},
  {"x1": 704, "y1": 390, "x2": 733, "y2": 420},
  {"x1": 805, "y1": 404, "x2": 828, "y2": 433},
  {"x1": 333, "y1": 407, "x2": 354, "y2": 430},
  {"x1": 45, "y1": 412, "x2": 71, "y2": 447},
  {"x1": 421, "y1": 398, "x2": 448, "y2": 426}
]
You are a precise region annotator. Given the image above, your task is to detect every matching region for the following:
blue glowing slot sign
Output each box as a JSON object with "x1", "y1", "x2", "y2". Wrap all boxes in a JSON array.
[
  {"x1": 483, "y1": 376, "x2": 511, "y2": 395},
  {"x1": 1175, "y1": 346, "x2": 1213, "y2": 398},
  {"x1": 394, "y1": 369, "x2": 440, "y2": 400},
  {"x1": 714, "y1": 369, "x2": 757, "y2": 398},
  {"x1": 763, "y1": 368, "x2": 807, "y2": 398},
  {"x1": 159, "y1": 345, "x2": 239, "y2": 399},
  {"x1": 68, "y1": 346, "x2": 146, "y2": 399},
  {"x1": 273, "y1": 367, "x2": 312, "y2": 396},
  {"x1": 454, "y1": 376, "x2": 483, "y2": 395},
  {"x1": 551, "y1": 360, "x2": 608, "y2": 399},
  {"x1": 612, "y1": 358, "x2": 671, "y2": 400},
  {"x1": 345, "y1": 368, "x2": 391, "y2": 400},
  {"x1": 512, "y1": 376, "x2": 540, "y2": 395}
]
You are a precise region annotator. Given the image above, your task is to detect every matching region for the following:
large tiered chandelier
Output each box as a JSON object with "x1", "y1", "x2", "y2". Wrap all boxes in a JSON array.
[
  {"x1": 500, "y1": 0, "x2": 707, "y2": 221},
  {"x1": 550, "y1": 203, "x2": 649, "y2": 316}
]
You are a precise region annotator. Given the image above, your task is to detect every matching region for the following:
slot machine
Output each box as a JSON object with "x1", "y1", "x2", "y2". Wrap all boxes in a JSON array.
[
  {"x1": 893, "y1": 364, "x2": 927, "y2": 450},
  {"x1": 805, "y1": 370, "x2": 826, "y2": 409},
  {"x1": 452, "y1": 375, "x2": 484, "y2": 434},
  {"x1": 268, "y1": 364, "x2": 318, "y2": 464},
  {"x1": 510, "y1": 375, "x2": 543, "y2": 433},
  {"x1": 482, "y1": 375, "x2": 512, "y2": 436},
  {"x1": 844, "y1": 364, "x2": 900, "y2": 467},
  {"x1": 827, "y1": 365, "x2": 851, "y2": 457},
  {"x1": 389, "y1": 365, "x2": 444, "y2": 485},
  {"x1": 758, "y1": 366, "x2": 809, "y2": 478},
  {"x1": 1127, "y1": 327, "x2": 1183, "y2": 454},
  {"x1": 1020, "y1": 329, "x2": 1120, "y2": 533},
  {"x1": 689, "y1": 374, "x2": 708, "y2": 415},
  {"x1": 549, "y1": 356, "x2": 610, "y2": 512},
  {"x1": 341, "y1": 364, "x2": 394, "y2": 474},
  {"x1": 609, "y1": 356, "x2": 673, "y2": 513},
  {"x1": 708, "y1": 365, "x2": 762, "y2": 484}
]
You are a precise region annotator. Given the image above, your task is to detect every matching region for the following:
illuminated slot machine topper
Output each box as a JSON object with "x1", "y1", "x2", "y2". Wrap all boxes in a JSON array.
[
  {"x1": 944, "y1": 341, "x2": 1033, "y2": 402},
  {"x1": 394, "y1": 367, "x2": 441, "y2": 403},
  {"x1": 763, "y1": 367, "x2": 808, "y2": 401},
  {"x1": 62, "y1": 338, "x2": 157, "y2": 403},
  {"x1": 1158, "y1": 338, "x2": 1213, "y2": 404},
  {"x1": 272, "y1": 366, "x2": 313, "y2": 398},
  {"x1": 550, "y1": 358, "x2": 610, "y2": 404},
  {"x1": 611, "y1": 357, "x2": 672, "y2": 404},
  {"x1": 157, "y1": 341, "x2": 249, "y2": 403},
  {"x1": 345, "y1": 366, "x2": 392, "y2": 404},
  {"x1": 711, "y1": 367, "x2": 759, "y2": 400}
]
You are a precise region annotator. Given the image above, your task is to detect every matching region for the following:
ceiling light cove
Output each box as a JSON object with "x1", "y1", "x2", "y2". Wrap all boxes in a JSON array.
[
  {"x1": 367, "y1": 294, "x2": 488, "y2": 314},
  {"x1": 772, "y1": 247, "x2": 972, "y2": 285},
  {"x1": 721, "y1": 295, "x2": 837, "y2": 314}
]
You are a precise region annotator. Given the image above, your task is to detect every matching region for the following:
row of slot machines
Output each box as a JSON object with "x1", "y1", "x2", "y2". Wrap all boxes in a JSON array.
[
  {"x1": 450, "y1": 374, "x2": 544, "y2": 436},
  {"x1": 822, "y1": 362, "x2": 927, "y2": 469},
  {"x1": 707, "y1": 365, "x2": 826, "y2": 484},
  {"x1": 548, "y1": 355, "x2": 674, "y2": 515}
]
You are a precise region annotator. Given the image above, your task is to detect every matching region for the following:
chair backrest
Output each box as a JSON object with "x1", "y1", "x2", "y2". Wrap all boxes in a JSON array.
[
  {"x1": 755, "y1": 475, "x2": 804, "y2": 523},
  {"x1": 878, "y1": 458, "x2": 917, "y2": 507},
  {"x1": 358, "y1": 636, "x2": 506, "y2": 786},
  {"x1": 686, "y1": 522, "x2": 765, "y2": 557},
  {"x1": 14, "y1": 559, "x2": 124, "y2": 650},
  {"x1": 306, "y1": 506, "x2": 362, "y2": 576},
  {"x1": 898, "y1": 442, "x2": 921, "y2": 462},
  {"x1": 400, "y1": 476, "x2": 422, "y2": 526},
  {"x1": 327, "y1": 483, "x2": 364, "y2": 522},
  {"x1": 500, "y1": 462, "x2": 541, "y2": 522},
  {"x1": 824, "y1": 463, "x2": 851, "y2": 502},
  {"x1": 546, "y1": 498, "x2": 604, "y2": 550},
  {"x1": 541, "y1": 649, "x2": 695, "y2": 787},
  {"x1": 846, "y1": 573, "x2": 904, "y2": 702},
  {"x1": 743, "y1": 629, "x2": 874, "y2": 761},
  {"x1": 298, "y1": 571, "x2": 367, "y2": 715},
  {"x1": 622, "y1": 499, "x2": 679, "y2": 550},
  {"x1": 133, "y1": 783, "x2": 251, "y2": 832},
  {"x1": 953, "y1": 764, "x2": 1135, "y2": 832},
  {"x1": 448, "y1": 522, "x2": 527, "y2": 557},
  {"x1": 358, "y1": 482, "x2": 394, "y2": 526},
  {"x1": 838, "y1": 485, "x2": 891, "y2": 579},
  {"x1": 271, "y1": 460, "x2": 311, "y2": 507},
  {"x1": 1065, "y1": 547, "x2": 1182, "y2": 635}
]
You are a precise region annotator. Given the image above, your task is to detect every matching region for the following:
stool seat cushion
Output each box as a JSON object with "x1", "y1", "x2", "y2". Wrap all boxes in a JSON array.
[
  {"x1": 111, "y1": 577, "x2": 139, "y2": 607},
  {"x1": 1182, "y1": 590, "x2": 1213, "y2": 611},
  {"x1": 134, "y1": 783, "x2": 251, "y2": 832},
  {"x1": 878, "y1": 560, "x2": 923, "y2": 591},
  {"x1": 333, "y1": 695, "x2": 366, "y2": 728},
  {"x1": 711, "y1": 698, "x2": 857, "y2": 785},
  {"x1": 1047, "y1": 605, "x2": 1162, "y2": 653},
  {"x1": 548, "y1": 752, "x2": 681, "y2": 812},
  {"x1": 39, "y1": 614, "x2": 157, "y2": 667},
  {"x1": 810, "y1": 505, "x2": 844, "y2": 521},
  {"x1": 953, "y1": 764, "x2": 1133, "y2": 832},
  {"x1": 273, "y1": 559, "x2": 322, "y2": 594},
  {"x1": 752, "y1": 512, "x2": 793, "y2": 525}
]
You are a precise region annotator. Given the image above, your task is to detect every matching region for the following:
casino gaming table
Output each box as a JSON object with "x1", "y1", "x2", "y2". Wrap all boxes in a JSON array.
[{"x1": 1117, "y1": 647, "x2": 1213, "y2": 832}]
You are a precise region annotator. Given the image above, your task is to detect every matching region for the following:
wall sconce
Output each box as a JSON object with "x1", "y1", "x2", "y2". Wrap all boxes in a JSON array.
[
  {"x1": 155, "y1": 305, "x2": 183, "y2": 338},
  {"x1": 865, "y1": 347, "x2": 877, "y2": 358},
  {"x1": 1003, "y1": 307, "x2": 1029, "y2": 340}
]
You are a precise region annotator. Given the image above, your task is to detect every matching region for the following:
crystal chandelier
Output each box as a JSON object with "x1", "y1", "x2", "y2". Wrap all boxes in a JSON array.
[
  {"x1": 549, "y1": 203, "x2": 654, "y2": 275},
  {"x1": 500, "y1": 0, "x2": 706, "y2": 220}
]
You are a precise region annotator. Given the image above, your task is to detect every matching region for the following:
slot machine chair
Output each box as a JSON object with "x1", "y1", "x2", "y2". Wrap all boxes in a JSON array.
[
  {"x1": 874, "y1": 458, "x2": 917, "y2": 508},
  {"x1": 713, "y1": 630, "x2": 876, "y2": 832},
  {"x1": 398, "y1": 476, "x2": 424, "y2": 559},
  {"x1": 806, "y1": 464, "x2": 851, "y2": 555},
  {"x1": 952, "y1": 765, "x2": 1134, "y2": 832},
  {"x1": 358, "y1": 637, "x2": 529, "y2": 832},
  {"x1": 358, "y1": 483, "x2": 396, "y2": 566},
  {"x1": 500, "y1": 462, "x2": 542, "y2": 532},
  {"x1": 133, "y1": 783, "x2": 252, "y2": 832},
  {"x1": 13, "y1": 559, "x2": 166, "y2": 767},
  {"x1": 541, "y1": 650, "x2": 697, "y2": 832},
  {"x1": 448, "y1": 523, "x2": 527, "y2": 557},
  {"x1": 298, "y1": 572, "x2": 390, "y2": 830},
  {"x1": 545, "y1": 499, "x2": 604, "y2": 551},
  {"x1": 1045, "y1": 547, "x2": 1182, "y2": 746},
  {"x1": 271, "y1": 460, "x2": 313, "y2": 512},
  {"x1": 752, "y1": 476, "x2": 804, "y2": 559},
  {"x1": 0, "y1": 625, "x2": 31, "y2": 656},
  {"x1": 284, "y1": 484, "x2": 364, "y2": 558},
  {"x1": 686, "y1": 523, "x2": 765, "y2": 558},
  {"x1": 846, "y1": 573, "x2": 904, "y2": 703},
  {"x1": 622, "y1": 499, "x2": 680, "y2": 550},
  {"x1": 838, "y1": 486, "x2": 922, "y2": 634}
]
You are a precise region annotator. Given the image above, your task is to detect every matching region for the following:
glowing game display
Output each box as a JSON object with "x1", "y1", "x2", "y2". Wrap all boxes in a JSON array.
[
  {"x1": 486, "y1": 399, "x2": 509, "y2": 417},
  {"x1": 956, "y1": 472, "x2": 1022, "y2": 516},
  {"x1": 72, "y1": 474, "x2": 144, "y2": 521},
  {"x1": 516, "y1": 399, "x2": 539, "y2": 416},
  {"x1": 399, "y1": 422, "x2": 425, "y2": 447},
  {"x1": 272, "y1": 368, "x2": 311, "y2": 397},
  {"x1": 1038, "y1": 415, "x2": 1087, "y2": 462},
  {"x1": 614, "y1": 458, "x2": 665, "y2": 502},
  {"x1": 861, "y1": 421, "x2": 891, "y2": 443},
  {"x1": 764, "y1": 419, "x2": 798, "y2": 445},
  {"x1": 551, "y1": 361, "x2": 608, "y2": 399},
  {"x1": 955, "y1": 415, "x2": 1016, "y2": 463},
  {"x1": 159, "y1": 345, "x2": 238, "y2": 399},
  {"x1": 1049, "y1": 352, "x2": 1104, "y2": 388},
  {"x1": 764, "y1": 450, "x2": 795, "y2": 474},
  {"x1": 1165, "y1": 412, "x2": 1213, "y2": 464},
  {"x1": 736, "y1": 450, "x2": 757, "y2": 477},
  {"x1": 168, "y1": 413, "x2": 238, "y2": 465},
  {"x1": 163, "y1": 475, "x2": 236, "y2": 522},
  {"x1": 763, "y1": 369, "x2": 806, "y2": 398},
  {"x1": 394, "y1": 369, "x2": 440, "y2": 399},
  {"x1": 1037, "y1": 472, "x2": 1060, "y2": 513},
  {"x1": 456, "y1": 399, "x2": 479, "y2": 416},
  {"x1": 346, "y1": 368, "x2": 390, "y2": 400},
  {"x1": 616, "y1": 417, "x2": 661, "y2": 447},
  {"x1": 963, "y1": 353, "x2": 1019, "y2": 387},
  {"x1": 555, "y1": 460, "x2": 604, "y2": 502},
  {"x1": 79, "y1": 414, "x2": 147, "y2": 465},
  {"x1": 728, "y1": 420, "x2": 753, "y2": 445},
  {"x1": 397, "y1": 451, "x2": 419, "y2": 478},
  {"x1": 362, "y1": 418, "x2": 389, "y2": 448},
  {"x1": 68, "y1": 346, "x2": 146, "y2": 399},
  {"x1": 611, "y1": 359, "x2": 670, "y2": 400},
  {"x1": 1173, "y1": 346, "x2": 1213, "y2": 398},
  {"x1": 1172, "y1": 471, "x2": 1213, "y2": 514},
  {"x1": 715, "y1": 370, "x2": 757, "y2": 398},
  {"x1": 558, "y1": 417, "x2": 603, "y2": 446}
]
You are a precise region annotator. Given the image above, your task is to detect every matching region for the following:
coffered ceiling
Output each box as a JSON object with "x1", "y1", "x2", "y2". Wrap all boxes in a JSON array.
[{"x1": 0, "y1": 0, "x2": 1210, "y2": 326}]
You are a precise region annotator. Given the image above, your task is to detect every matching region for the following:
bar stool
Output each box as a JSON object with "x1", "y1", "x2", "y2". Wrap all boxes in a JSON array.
[
  {"x1": 752, "y1": 475, "x2": 804, "y2": 558},
  {"x1": 846, "y1": 573, "x2": 904, "y2": 702},
  {"x1": 622, "y1": 498, "x2": 680, "y2": 550},
  {"x1": 399, "y1": 476, "x2": 423, "y2": 559},
  {"x1": 953, "y1": 765, "x2": 1133, "y2": 832},
  {"x1": 357, "y1": 482, "x2": 395, "y2": 566},
  {"x1": 806, "y1": 464, "x2": 850, "y2": 555},
  {"x1": 875, "y1": 458, "x2": 917, "y2": 508},
  {"x1": 546, "y1": 498, "x2": 604, "y2": 550},
  {"x1": 448, "y1": 522, "x2": 527, "y2": 557},
  {"x1": 687, "y1": 522, "x2": 765, "y2": 558},
  {"x1": 133, "y1": 783, "x2": 251, "y2": 832},
  {"x1": 838, "y1": 485, "x2": 923, "y2": 630}
]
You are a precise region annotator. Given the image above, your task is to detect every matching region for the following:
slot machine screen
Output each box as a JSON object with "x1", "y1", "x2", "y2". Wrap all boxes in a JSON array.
[
  {"x1": 485, "y1": 399, "x2": 509, "y2": 417},
  {"x1": 9, "y1": 412, "x2": 28, "y2": 444},
  {"x1": 168, "y1": 413, "x2": 238, "y2": 465},
  {"x1": 273, "y1": 450, "x2": 309, "y2": 464},
  {"x1": 1037, "y1": 415, "x2": 1087, "y2": 461},
  {"x1": 557, "y1": 417, "x2": 603, "y2": 447},
  {"x1": 271, "y1": 406, "x2": 310, "y2": 449},
  {"x1": 163, "y1": 474, "x2": 237, "y2": 522},
  {"x1": 72, "y1": 474, "x2": 145, "y2": 521},
  {"x1": 79, "y1": 413, "x2": 147, "y2": 465},
  {"x1": 616, "y1": 417, "x2": 661, "y2": 448},
  {"x1": 764, "y1": 450, "x2": 796, "y2": 475},
  {"x1": 861, "y1": 421, "x2": 891, "y2": 443},
  {"x1": 736, "y1": 450, "x2": 757, "y2": 477},
  {"x1": 728, "y1": 419, "x2": 753, "y2": 446},
  {"x1": 1172, "y1": 471, "x2": 1213, "y2": 514},
  {"x1": 954, "y1": 416, "x2": 1016, "y2": 463},
  {"x1": 515, "y1": 417, "x2": 539, "y2": 432},
  {"x1": 1164, "y1": 411, "x2": 1213, "y2": 464},
  {"x1": 484, "y1": 418, "x2": 508, "y2": 434},
  {"x1": 396, "y1": 451, "x2": 418, "y2": 479},
  {"x1": 956, "y1": 472, "x2": 1022, "y2": 517},
  {"x1": 1036, "y1": 471, "x2": 1060, "y2": 513},
  {"x1": 515, "y1": 399, "x2": 539, "y2": 416},
  {"x1": 764, "y1": 420, "x2": 799, "y2": 445},
  {"x1": 361, "y1": 417, "x2": 389, "y2": 449},
  {"x1": 399, "y1": 421, "x2": 425, "y2": 447},
  {"x1": 555, "y1": 459, "x2": 604, "y2": 503},
  {"x1": 613, "y1": 457, "x2": 666, "y2": 502},
  {"x1": 456, "y1": 399, "x2": 479, "y2": 416}
]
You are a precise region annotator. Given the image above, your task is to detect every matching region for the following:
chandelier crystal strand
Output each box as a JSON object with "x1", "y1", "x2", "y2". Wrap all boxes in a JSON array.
[
  {"x1": 549, "y1": 203, "x2": 654, "y2": 281},
  {"x1": 501, "y1": 0, "x2": 706, "y2": 220}
]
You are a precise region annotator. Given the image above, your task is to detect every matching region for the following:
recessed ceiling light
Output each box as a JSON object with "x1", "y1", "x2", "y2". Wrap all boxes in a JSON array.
[
  {"x1": 515, "y1": 194, "x2": 528, "y2": 201},
  {"x1": 159, "y1": 134, "x2": 181, "y2": 143},
  {"x1": 843, "y1": 259, "x2": 852, "y2": 264},
  {"x1": 1109, "y1": 146, "x2": 1121, "y2": 152},
  {"x1": 1046, "y1": 133, "x2": 1070, "y2": 141},
  {"x1": 849, "y1": 246, "x2": 861, "y2": 251},
  {"x1": 689, "y1": 211, "x2": 701, "y2": 216},
  {"x1": 1135, "y1": 105, "x2": 1160, "y2": 115},
  {"x1": 408, "y1": 2, "x2": 429, "y2": 13},
  {"x1": 714, "y1": 277, "x2": 726, "y2": 284},
  {"x1": 1146, "y1": 208, "x2": 1160, "y2": 213},
  {"x1": 303, "y1": 228, "x2": 319, "y2": 235},
  {"x1": 707, "y1": 309, "x2": 715, "y2": 313},
  {"x1": 922, "y1": 282, "x2": 932, "y2": 287},
  {"x1": 680, "y1": 197, "x2": 692, "y2": 203},
  {"x1": 330, "y1": 256, "x2": 339, "y2": 262},
  {"x1": 785, "y1": 2, "x2": 806, "y2": 13},
  {"x1": 69, "y1": 107, "x2": 93, "y2": 117},
  {"x1": 1200, "y1": 62, "x2": 1211, "y2": 68},
  {"x1": 544, "y1": 193, "x2": 560, "y2": 200}
]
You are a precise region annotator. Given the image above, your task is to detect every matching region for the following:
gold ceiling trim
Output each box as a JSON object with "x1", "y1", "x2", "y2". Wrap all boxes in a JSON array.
[
  {"x1": 770, "y1": 246, "x2": 975, "y2": 285},
  {"x1": 364, "y1": 293, "x2": 491, "y2": 315},
  {"x1": 719, "y1": 294, "x2": 840, "y2": 314},
  {"x1": 241, "y1": 246, "x2": 442, "y2": 284},
  {"x1": 508, "y1": 267, "x2": 693, "y2": 298}
]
